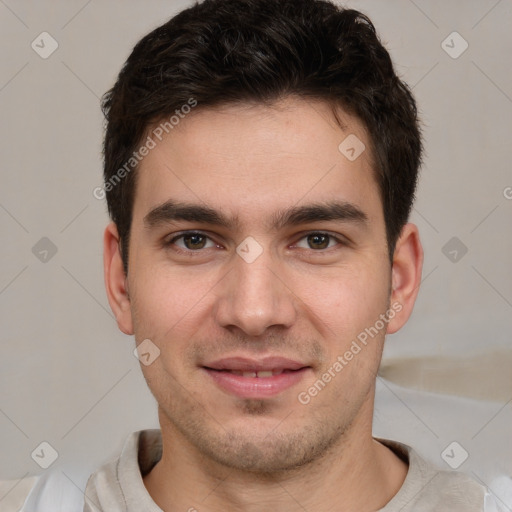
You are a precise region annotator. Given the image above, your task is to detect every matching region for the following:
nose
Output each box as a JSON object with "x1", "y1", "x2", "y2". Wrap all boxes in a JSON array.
[{"x1": 213, "y1": 247, "x2": 297, "y2": 337}]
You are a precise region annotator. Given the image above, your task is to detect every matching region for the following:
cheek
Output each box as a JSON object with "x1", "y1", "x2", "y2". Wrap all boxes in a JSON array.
[
  {"x1": 129, "y1": 271, "x2": 190, "y2": 343},
  {"x1": 131, "y1": 272, "x2": 206, "y2": 398},
  {"x1": 131, "y1": 248, "x2": 207, "y2": 315},
  {"x1": 300, "y1": 269, "x2": 390, "y2": 401},
  {"x1": 296, "y1": 261, "x2": 390, "y2": 338},
  {"x1": 129, "y1": 262, "x2": 221, "y2": 365}
]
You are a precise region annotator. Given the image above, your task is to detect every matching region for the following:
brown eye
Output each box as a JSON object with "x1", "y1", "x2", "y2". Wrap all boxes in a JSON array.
[
  {"x1": 182, "y1": 233, "x2": 208, "y2": 250},
  {"x1": 294, "y1": 232, "x2": 343, "y2": 251},
  {"x1": 168, "y1": 232, "x2": 216, "y2": 251},
  {"x1": 307, "y1": 233, "x2": 330, "y2": 250}
]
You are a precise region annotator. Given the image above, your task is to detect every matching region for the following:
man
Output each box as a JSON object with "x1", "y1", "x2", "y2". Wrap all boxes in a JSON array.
[{"x1": 27, "y1": 0, "x2": 503, "y2": 510}]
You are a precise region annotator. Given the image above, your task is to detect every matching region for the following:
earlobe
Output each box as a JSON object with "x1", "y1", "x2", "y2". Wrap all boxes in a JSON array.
[
  {"x1": 386, "y1": 223, "x2": 423, "y2": 335},
  {"x1": 103, "y1": 222, "x2": 134, "y2": 335}
]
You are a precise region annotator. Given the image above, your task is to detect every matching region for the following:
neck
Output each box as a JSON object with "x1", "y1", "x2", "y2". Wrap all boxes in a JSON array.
[{"x1": 143, "y1": 399, "x2": 408, "y2": 512}]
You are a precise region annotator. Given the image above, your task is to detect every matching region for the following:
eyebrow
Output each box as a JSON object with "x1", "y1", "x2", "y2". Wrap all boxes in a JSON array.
[{"x1": 143, "y1": 199, "x2": 369, "y2": 231}]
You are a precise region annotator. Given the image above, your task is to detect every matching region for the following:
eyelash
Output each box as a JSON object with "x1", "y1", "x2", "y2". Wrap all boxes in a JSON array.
[{"x1": 165, "y1": 230, "x2": 346, "y2": 255}]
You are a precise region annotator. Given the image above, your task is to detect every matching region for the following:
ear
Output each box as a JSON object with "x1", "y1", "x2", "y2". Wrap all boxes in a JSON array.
[
  {"x1": 386, "y1": 223, "x2": 423, "y2": 335},
  {"x1": 103, "y1": 222, "x2": 133, "y2": 335}
]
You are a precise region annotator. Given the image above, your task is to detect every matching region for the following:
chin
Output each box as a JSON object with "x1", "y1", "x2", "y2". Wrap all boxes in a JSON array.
[{"x1": 193, "y1": 421, "x2": 345, "y2": 475}]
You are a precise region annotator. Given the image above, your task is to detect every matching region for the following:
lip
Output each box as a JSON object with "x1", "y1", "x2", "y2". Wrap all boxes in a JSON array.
[
  {"x1": 202, "y1": 356, "x2": 311, "y2": 399},
  {"x1": 204, "y1": 356, "x2": 307, "y2": 372}
]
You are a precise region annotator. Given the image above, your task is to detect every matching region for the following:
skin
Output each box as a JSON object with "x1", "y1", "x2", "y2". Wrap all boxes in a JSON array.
[{"x1": 104, "y1": 96, "x2": 423, "y2": 511}]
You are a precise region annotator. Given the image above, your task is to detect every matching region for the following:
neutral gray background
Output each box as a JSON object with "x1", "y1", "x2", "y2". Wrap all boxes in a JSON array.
[{"x1": 1, "y1": 0, "x2": 511, "y2": 507}]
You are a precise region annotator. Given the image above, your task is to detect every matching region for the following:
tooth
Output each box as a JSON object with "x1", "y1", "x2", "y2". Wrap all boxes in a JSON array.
[
  {"x1": 272, "y1": 369, "x2": 283, "y2": 376},
  {"x1": 257, "y1": 371, "x2": 273, "y2": 378},
  {"x1": 242, "y1": 371, "x2": 257, "y2": 378}
]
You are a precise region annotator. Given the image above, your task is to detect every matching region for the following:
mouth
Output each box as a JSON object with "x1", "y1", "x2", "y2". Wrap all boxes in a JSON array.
[
  {"x1": 202, "y1": 356, "x2": 312, "y2": 398},
  {"x1": 209, "y1": 368, "x2": 296, "y2": 378}
]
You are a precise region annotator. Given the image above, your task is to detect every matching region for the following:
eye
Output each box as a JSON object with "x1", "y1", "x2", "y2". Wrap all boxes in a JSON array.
[
  {"x1": 168, "y1": 232, "x2": 217, "y2": 251},
  {"x1": 295, "y1": 232, "x2": 343, "y2": 250}
]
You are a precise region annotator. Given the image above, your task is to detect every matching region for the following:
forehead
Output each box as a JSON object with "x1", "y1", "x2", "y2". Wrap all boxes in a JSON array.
[{"x1": 132, "y1": 97, "x2": 381, "y2": 228}]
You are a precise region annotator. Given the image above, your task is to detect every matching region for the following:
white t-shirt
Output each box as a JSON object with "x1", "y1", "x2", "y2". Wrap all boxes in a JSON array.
[{"x1": 21, "y1": 429, "x2": 507, "y2": 511}]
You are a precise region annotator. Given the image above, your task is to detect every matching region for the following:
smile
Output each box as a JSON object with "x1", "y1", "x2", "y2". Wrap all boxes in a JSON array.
[{"x1": 202, "y1": 357, "x2": 311, "y2": 398}]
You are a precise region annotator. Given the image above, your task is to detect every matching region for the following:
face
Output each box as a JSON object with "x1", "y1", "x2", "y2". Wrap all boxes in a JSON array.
[{"x1": 105, "y1": 97, "x2": 420, "y2": 473}]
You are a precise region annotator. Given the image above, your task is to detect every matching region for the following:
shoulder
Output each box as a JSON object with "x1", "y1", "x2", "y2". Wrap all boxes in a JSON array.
[
  {"x1": 377, "y1": 438, "x2": 493, "y2": 511},
  {"x1": 83, "y1": 457, "x2": 125, "y2": 512},
  {"x1": 84, "y1": 429, "x2": 162, "y2": 511},
  {"x1": 19, "y1": 431, "x2": 149, "y2": 512}
]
